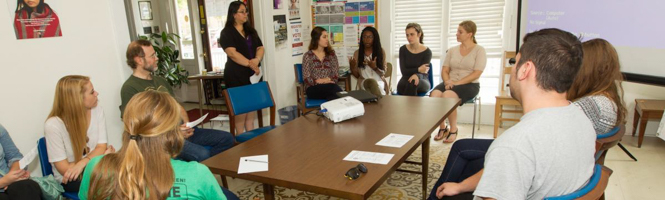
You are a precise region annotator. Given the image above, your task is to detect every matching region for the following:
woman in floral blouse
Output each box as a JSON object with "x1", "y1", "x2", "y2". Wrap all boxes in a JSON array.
[{"x1": 302, "y1": 26, "x2": 342, "y2": 100}]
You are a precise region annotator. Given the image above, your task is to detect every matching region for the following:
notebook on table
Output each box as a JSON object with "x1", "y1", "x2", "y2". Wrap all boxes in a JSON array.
[{"x1": 335, "y1": 90, "x2": 378, "y2": 103}]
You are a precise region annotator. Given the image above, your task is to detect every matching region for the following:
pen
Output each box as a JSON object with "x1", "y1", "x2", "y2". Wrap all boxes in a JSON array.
[{"x1": 245, "y1": 159, "x2": 268, "y2": 163}]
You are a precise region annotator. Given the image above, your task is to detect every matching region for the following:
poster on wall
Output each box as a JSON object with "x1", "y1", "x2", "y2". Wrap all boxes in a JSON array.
[
  {"x1": 273, "y1": 15, "x2": 288, "y2": 49},
  {"x1": 274, "y1": 0, "x2": 283, "y2": 9},
  {"x1": 288, "y1": 0, "x2": 300, "y2": 20},
  {"x1": 290, "y1": 21, "x2": 303, "y2": 56},
  {"x1": 7, "y1": 0, "x2": 63, "y2": 40}
]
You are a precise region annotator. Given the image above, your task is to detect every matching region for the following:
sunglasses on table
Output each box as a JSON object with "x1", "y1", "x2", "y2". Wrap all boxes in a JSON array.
[{"x1": 344, "y1": 163, "x2": 368, "y2": 180}]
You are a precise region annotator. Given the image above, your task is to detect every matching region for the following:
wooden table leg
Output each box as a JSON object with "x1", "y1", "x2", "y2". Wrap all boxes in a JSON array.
[
  {"x1": 638, "y1": 115, "x2": 648, "y2": 148},
  {"x1": 422, "y1": 137, "x2": 430, "y2": 200},
  {"x1": 632, "y1": 106, "x2": 639, "y2": 136},
  {"x1": 263, "y1": 184, "x2": 275, "y2": 200},
  {"x1": 493, "y1": 101, "x2": 501, "y2": 138},
  {"x1": 197, "y1": 79, "x2": 204, "y2": 117}
]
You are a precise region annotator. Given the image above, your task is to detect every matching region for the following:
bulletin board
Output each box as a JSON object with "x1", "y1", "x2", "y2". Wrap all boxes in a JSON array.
[{"x1": 310, "y1": 0, "x2": 378, "y2": 68}]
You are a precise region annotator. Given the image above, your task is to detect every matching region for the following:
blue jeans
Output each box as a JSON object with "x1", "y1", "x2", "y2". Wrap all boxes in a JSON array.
[
  {"x1": 177, "y1": 127, "x2": 235, "y2": 162},
  {"x1": 428, "y1": 139, "x2": 493, "y2": 200},
  {"x1": 221, "y1": 187, "x2": 240, "y2": 200}
]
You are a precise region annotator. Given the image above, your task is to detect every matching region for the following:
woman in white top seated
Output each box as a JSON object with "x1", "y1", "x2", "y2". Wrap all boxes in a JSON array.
[
  {"x1": 430, "y1": 20, "x2": 487, "y2": 143},
  {"x1": 44, "y1": 75, "x2": 114, "y2": 193},
  {"x1": 349, "y1": 26, "x2": 389, "y2": 97}
]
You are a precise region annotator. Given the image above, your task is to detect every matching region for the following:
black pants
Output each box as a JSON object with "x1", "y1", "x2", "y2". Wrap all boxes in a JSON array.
[
  {"x1": 62, "y1": 179, "x2": 81, "y2": 193},
  {"x1": 428, "y1": 139, "x2": 494, "y2": 200},
  {"x1": 397, "y1": 74, "x2": 431, "y2": 96},
  {"x1": 0, "y1": 179, "x2": 42, "y2": 200},
  {"x1": 306, "y1": 83, "x2": 343, "y2": 100}
]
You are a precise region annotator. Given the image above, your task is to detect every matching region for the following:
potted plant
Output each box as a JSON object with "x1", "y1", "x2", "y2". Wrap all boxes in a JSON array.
[{"x1": 139, "y1": 32, "x2": 189, "y2": 88}]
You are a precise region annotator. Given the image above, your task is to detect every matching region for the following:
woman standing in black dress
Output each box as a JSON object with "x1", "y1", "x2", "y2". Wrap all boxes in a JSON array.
[{"x1": 218, "y1": 1, "x2": 264, "y2": 134}]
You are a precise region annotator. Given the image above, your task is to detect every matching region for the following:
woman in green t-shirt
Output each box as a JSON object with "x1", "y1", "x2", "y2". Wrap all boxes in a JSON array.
[{"x1": 78, "y1": 91, "x2": 239, "y2": 200}]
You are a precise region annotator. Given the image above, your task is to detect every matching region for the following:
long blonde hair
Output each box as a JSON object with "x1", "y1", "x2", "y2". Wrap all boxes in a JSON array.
[
  {"x1": 87, "y1": 91, "x2": 184, "y2": 200},
  {"x1": 47, "y1": 75, "x2": 90, "y2": 162}
]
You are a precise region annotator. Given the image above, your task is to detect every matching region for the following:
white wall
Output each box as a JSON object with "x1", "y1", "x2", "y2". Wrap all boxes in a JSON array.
[
  {"x1": 253, "y1": 0, "x2": 312, "y2": 117},
  {"x1": 0, "y1": 0, "x2": 130, "y2": 175},
  {"x1": 131, "y1": 0, "x2": 164, "y2": 35}
]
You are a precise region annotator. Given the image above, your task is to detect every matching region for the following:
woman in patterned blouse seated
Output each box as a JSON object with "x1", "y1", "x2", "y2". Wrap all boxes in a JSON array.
[
  {"x1": 302, "y1": 26, "x2": 343, "y2": 100},
  {"x1": 569, "y1": 38, "x2": 627, "y2": 134}
]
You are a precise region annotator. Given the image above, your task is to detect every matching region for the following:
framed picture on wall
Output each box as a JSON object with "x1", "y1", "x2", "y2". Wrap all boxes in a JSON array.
[{"x1": 138, "y1": 1, "x2": 153, "y2": 20}]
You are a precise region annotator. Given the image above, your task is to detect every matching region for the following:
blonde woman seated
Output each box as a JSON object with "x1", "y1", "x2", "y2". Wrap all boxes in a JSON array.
[
  {"x1": 78, "y1": 90, "x2": 238, "y2": 199},
  {"x1": 431, "y1": 21, "x2": 486, "y2": 143},
  {"x1": 44, "y1": 75, "x2": 115, "y2": 193}
]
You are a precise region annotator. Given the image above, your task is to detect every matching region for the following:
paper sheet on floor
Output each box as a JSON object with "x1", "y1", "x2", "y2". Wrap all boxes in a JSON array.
[
  {"x1": 343, "y1": 150, "x2": 393, "y2": 165},
  {"x1": 238, "y1": 155, "x2": 269, "y2": 174},
  {"x1": 376, "y1": 133, "x2": 414, "y2": 148},
  {"x1": 186, "y1": 113, "x2": 208, "y2": 128}
]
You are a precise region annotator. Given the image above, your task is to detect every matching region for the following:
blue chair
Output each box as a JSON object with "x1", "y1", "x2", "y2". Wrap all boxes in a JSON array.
[
  {"x1": 544, "y1": 164, "x2": 613, "y2": 200},
  {"x1": 394, "y1": 63, "x2": 434, "y2": 96},
  {"x1": 595, "y1": 125, "x2": 631, "y2": 164},
  {"x1": 294, "y1": 64, "x2": 327, "y2": 116},
  {"x1": 37, "y1": 137, "x2": 80, "y2": 200},
  {"x1": 223, "y1": 81, "x2": 277, "y2": 143}
]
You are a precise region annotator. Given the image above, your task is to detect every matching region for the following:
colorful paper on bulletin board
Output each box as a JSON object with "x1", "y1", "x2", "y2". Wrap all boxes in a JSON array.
[
  {"x1": 330, "y1": 25, "x2": 344, "y2": 46},
  {"x1": 345, "y1": 2, "x2": 359, "y2": 15},
  {"x1": 329, "y1": 2, "x2": 345, "y2": 24},
  {"x1": 345, "y1": 16, "x2": 359, "y2": 24},
  {"x1": 359, "y1": 1, "x2": 375, "y2": 16},
  {"x1": 358, "y1": 23, "x2": 374, "y2": 38},
  {"x1": 344, "y1": 24, "x2": 359, "y2": 46}
]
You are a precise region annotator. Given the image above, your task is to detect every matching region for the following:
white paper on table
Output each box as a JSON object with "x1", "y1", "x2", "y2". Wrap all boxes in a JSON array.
[
  {"x1": 343, "y1": 150, "x2": 394, "y2": 165},
  {"x1": 250, "y1": 68, "x2": 263, "y2": 84},
  {"x1": 186, "y1": 113, "x2": 209, "y2": 128},
  {"x1": 238, "y1": 155, "x2": 269, "y2": 174},
  {"x1": 375, "y1": 133, "x2": 414, "y2": 148},
  {"x1": 19, "y1": 146, "x2": 38, "y2": 170}
]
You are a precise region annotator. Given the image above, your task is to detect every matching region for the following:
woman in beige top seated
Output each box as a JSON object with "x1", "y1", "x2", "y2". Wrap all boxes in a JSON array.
[{"x1": 431, "y1": 20, "x2": 486, "y2": 143}]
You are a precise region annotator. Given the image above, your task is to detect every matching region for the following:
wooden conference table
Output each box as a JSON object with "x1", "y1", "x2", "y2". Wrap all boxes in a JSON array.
[{"x1": 202, "y1": 96, "x2": 460, "y2": 199}]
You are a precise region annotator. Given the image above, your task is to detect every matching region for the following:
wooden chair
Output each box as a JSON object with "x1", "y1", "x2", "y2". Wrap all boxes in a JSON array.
[
  {"x1": 493, "y1": 51, "x2": 523, "y2": 138},
  {"x1": 385, "y1": 62, "x2": 393, "y2": 94},
  {"x1": 544, "y1": 164, "x2": 613, "y2": 200},
  {"x1": 223, "y1": 81, "x2": 276, "y2": 143},
  {"x1": 595, "y1": 125, "x2": 626, "y2": 165},
  {"x1": 293, "y1": 64, "x2": 327, "y2": 116},
  {"x1": 499, "y1": 51, "x2": 517, "y2": 92}
]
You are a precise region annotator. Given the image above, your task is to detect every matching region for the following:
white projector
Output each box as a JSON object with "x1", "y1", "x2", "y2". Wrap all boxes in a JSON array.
[{"x1": 320, "y1": 96, "x2": 365, "y2": 123}]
